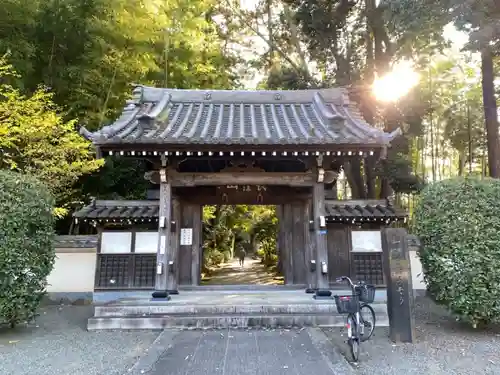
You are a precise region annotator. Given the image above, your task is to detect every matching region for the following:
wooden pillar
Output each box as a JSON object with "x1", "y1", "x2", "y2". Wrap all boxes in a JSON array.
[
  {"x1": 153, "y1": 169, "x2": 172, "y2": 298},
  {"x1": 179, "y1": 202, "x2": 203, "y2": 287},
  {"x1": 167, "y1": 197, "x2": 180, "y2": 294},
  {"x1": 276, "y1": 205, "x2": 284, "y2": 278},
  {"x1": 292, "y1": 202, "x2": 306, "y2": 284},
  {"x1": 283, "y1": 203, "x2": 294, "y2": 285},
  {"x1": 303, "y1": 200, "x2": 315, "y2": 290},
  {"x1": 178, "y1": 202, "x2": 191, "y2": 286},
  {"x1": 191, "y1": 204, "x2": 202, "y2": 286},
  {"x1": 313, "y1": 182, "x2": 329, "y2": 291}
]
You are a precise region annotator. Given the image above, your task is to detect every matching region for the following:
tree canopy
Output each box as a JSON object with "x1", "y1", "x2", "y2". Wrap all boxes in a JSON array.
[
  {"x1": 0, "y1": 0, "x2": 498, "y2": 235},
  {"x1": 0, "y1": 56, "x2": 101, "y2": 217}
]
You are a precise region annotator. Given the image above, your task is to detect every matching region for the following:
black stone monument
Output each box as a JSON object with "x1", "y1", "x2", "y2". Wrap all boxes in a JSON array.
[{"x1": 381, "y1": 228, "x2": 416, "y2": 343}]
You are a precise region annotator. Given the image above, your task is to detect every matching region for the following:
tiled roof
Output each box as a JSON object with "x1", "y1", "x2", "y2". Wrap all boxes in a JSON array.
[
  {"x1": 324, "y1": 200, "x2": 407, "y2": 220},
  {"x1": 73, "y1": 199, "x2": 406, "y2": 222},
  {"x1": 80, "y1": 86, "x2": 401, "y2": 148},
  {"x1": 55, "y1": 235, "x2": 98, "y2": 248},
  {"x1": 73, "y1": 200, "x2": 159, "y2": 221}
]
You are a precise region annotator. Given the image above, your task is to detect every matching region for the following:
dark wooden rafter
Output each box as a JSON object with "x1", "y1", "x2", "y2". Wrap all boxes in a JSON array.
[
  {"x1": 169, "y1": 171, "x2": 315, "y2": 187},
  {"x1": 100, "y1": 147, "x2": 381, "y2": 159},
  {"x1": 73, "y1": 198, "x2": 407, "y2": 225},
  {"x1": 172, "y1": 157, "x2": 311, "y2": 173}
]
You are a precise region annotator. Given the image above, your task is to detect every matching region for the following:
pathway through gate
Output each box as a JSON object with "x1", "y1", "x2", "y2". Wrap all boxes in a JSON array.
[
  {"x1": 202, "y1": 258, "x2": 284, "y2": 286},
  {"x1": 129, "y1": 328, "x2": 352, "y2": 375}
]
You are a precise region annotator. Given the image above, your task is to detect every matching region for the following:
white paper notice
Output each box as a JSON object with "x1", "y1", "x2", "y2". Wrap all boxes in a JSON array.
[
  {"x1": 180, "y1": 228, "x2": 193, "y2": 246},
  {"x1": 159, "y1": 235, "x2": 166, "y2": 254},
  {"x1": 351, "y1": 230, "x2": 382, "y2": 252}
]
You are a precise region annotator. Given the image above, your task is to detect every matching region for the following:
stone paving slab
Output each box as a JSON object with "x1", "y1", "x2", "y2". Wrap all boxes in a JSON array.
[
  {"x1": 132, "y1": 328, "x2": 353, "y2": 375},
  {"x1": 103, "y1": 289, "x2": 387, "y2": 306}
]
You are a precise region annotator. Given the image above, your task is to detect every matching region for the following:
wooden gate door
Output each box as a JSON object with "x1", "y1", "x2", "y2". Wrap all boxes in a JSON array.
[
  {"x1": 326, "y1": 226, "x2": 351, "y2": 284},
  {"x1": 277, "y1": 201, "x2": 310, "y2": 285},
  {"x1": 178, "y1": 202, "x2": 203, "y2": 286}
]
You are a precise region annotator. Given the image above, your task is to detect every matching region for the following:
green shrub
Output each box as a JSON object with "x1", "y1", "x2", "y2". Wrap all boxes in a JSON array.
[
  {"x1": 413, "y1": 177, "x2": 500, "y2": 327},
  {"x1": 0, "y1": 170, "x2": 55, "y2": 327},
  {"x1": 204, "y1": 249, "x2": 225, "y2": 268},
  {"x1": 211, "y1": 250, "x2": 225, "y2": 266},
  {"x1": 222, "y1": 250, "x2": 231, "y2": 263},
  {"x1": 256, "y1": 249, "x2": 265, "y2": 259}
]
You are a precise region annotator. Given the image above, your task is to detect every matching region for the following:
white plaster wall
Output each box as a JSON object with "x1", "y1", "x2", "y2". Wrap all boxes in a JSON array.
[
  {"x1": 45, "y1": 248, "x2": 426, "y2": 293},
  {"x1": 409, "y1": 250, "x2": 426, "y2": 290},
  {"x1": 46, "y1": 251, "x2": 96, "y2": 293}
]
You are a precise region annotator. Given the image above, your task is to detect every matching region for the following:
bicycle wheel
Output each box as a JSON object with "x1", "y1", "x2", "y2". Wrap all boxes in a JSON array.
[
  {"x1": 346, "y1": 314, "x2": 360, "y2": 362},
  {"x1": 359, "y1": 303, "x2": 376, "y2": 342}
]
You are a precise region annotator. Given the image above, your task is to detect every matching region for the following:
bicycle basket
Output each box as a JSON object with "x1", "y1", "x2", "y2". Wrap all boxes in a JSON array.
[
  {"x1": 334, "y1": 295, "x2": 359, "y2": 314},
  {"x1": 358, "y1": 284, "x2": 376, "y2": 303}
]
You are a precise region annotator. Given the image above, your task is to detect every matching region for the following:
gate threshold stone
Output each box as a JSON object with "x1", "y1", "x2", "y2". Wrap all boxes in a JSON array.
[{"x1": 88, "y1": 290, "x2": 388, "y2": 330}]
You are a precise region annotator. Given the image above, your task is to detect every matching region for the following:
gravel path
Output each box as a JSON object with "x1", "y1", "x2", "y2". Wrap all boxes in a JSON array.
[
  {"x1": 0, "y1": 305, "x2": 159, "y2": 375},
  {"x1": 202, "y1": 258, "x2": 283, "y2": 285},
  {"x1": 323, "y1": 296, "x2": 500, "y2": 375}
]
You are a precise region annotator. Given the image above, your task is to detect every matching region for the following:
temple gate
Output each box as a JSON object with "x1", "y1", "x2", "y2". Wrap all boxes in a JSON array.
[{"x1": 76, "y1": 85, "x2": 405, "y2": 299}]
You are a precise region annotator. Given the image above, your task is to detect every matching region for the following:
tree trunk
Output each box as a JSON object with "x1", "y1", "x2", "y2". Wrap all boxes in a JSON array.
[
  {"x1": 458, "y1": 150, "x2": 465, "y2": 177},
  {"x1": 230, "y1": 233, "x2": 235, "y2": 259},
  {"x1": 344, "y1": 159, "x2": 367, "y2": 199},
  {"x1": 283, "y1": 5, "x2": 309, "y2": 73},
  {"x1": 363, "y1": 2, "x2": 377, "y2": 198},
  {"x1": 379, "y1": 159, "x2": 391, "y2": 199},
  {"x1": 420, "y1": 135, "x2": 426, "y2": 180},
  {"x1": 481, "y1": 48, "x2": 500, "y2": 178},
  {"x1": 267, "y1": 0, "x2": 274, "y2": 70},
  {"x1": 324, "y1": 182, "x2": 338, "y2": 199},
  {"x1": 365, "y1": 158, "x2": 376, "y2": 198},
  {"x1": 429, "y1": 113, "x2": 436, "y2": 181},
  {"x1": 369, "y1": 2, "x2": 393, "y2": 198}
]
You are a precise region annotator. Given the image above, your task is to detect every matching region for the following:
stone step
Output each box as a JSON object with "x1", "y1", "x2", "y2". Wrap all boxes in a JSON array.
[
  {"x1": 88, "y1": 313, "x2": 389, "y2": 330},
  {"x1": 94, "y1": 302, "x2": 387, "y2": 317}
]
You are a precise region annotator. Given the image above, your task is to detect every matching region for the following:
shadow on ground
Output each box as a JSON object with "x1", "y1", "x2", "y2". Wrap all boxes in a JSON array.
[{"x1": 323, "y1": 296, "x2": 500, "y2": 375}]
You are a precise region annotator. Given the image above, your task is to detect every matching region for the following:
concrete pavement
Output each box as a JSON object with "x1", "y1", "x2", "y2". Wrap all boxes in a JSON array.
[{"x1": 126, "y1": 327, "x2": 354, "y2": 375}]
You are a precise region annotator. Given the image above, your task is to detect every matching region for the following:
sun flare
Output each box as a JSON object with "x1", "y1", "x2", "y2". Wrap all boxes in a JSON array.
[{"x1": 372, "y1": 61, "x2": 420, "y2": 102}]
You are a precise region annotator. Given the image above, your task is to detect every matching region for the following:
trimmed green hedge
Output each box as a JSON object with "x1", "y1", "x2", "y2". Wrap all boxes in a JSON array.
[
  {"x1": 413, "y1": 177, "x2": 500, "y2": 327},
  {"x1": 0, "y1": 170, "x2": 55, "y2": 327}
]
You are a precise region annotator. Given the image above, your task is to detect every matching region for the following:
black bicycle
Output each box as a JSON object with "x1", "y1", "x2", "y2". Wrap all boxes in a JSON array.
[{"x1": 334, "y1": 276, "x2": 376, "y2": 362}]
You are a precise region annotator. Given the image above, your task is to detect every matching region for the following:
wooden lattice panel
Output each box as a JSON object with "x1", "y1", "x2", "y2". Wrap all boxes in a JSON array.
[
  {"x1": 133, "y1": 255, "x2": 156, "y2": 288},
  {"x1": 97, "y1": 255, "x2": 130, "y2": 288},
  {"x1": 352, "y1": 253, "x2": 385, "y2": 286}
]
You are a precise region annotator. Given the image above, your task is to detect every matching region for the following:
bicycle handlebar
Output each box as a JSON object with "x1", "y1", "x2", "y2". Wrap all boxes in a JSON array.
[{"x1": 335, "y1": 276, "x2": 365, "y2": 290}]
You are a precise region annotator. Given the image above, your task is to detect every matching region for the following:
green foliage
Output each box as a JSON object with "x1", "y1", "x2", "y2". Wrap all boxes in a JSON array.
[
  {"x1": 202, "y1": 205, "x2": 278, "y2": 270},
  {"x1": 78, "y1": 157, "x2": 150, "y2": 202},
  {"x1": 262, "y1": 66, "x2": 312, "y2": 90},
  {"x1": 413, "y1": 177, "x2": 500, "y2": 327},
  {"x1": 0, "y1": 0, "x2": 240, "y2": 225},
  {"x1": 252, "y1": 207, "x2": 278, "y2": 266},
  {"x1": 203, "y1": 249, "x2": 225, "y2": 269},
  {"x1": 0, "y1": 57, "x2": 102, "y2": 216},
  {"x1": 447, "y1": 0, "x2": 500, "y2": 51},
  {"x1": 0, "y1": 170, "x2": 55, "y2": 328},
  {"x1": 0, "y1": 0, "x2": 240, "y2": 130},
  {"x1": 268, "y1": 0, "x2": 453, "y2": 197}
]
